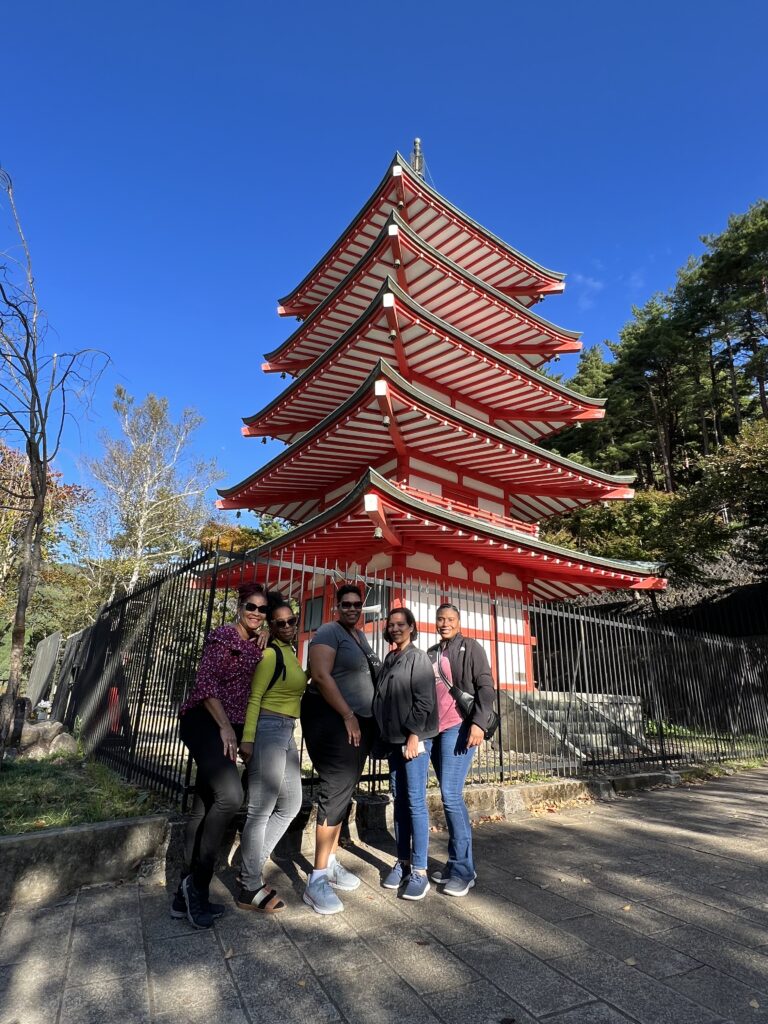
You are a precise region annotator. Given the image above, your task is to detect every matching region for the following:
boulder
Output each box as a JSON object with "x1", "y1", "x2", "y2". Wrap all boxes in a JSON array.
[
  {"x1": 19, "y1": 720, "x2": 63, "y2": 751},
  {"x1": 49, "y1": 733, "x2": 78, "y2": 756}
]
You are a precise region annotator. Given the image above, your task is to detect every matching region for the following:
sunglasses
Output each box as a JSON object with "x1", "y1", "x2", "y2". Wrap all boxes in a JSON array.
[
  {"x1": 275, "y1": 617, "x2": 297, "y2": 627},
  {"x1": 339, "y1": 600, "x2": 363, "y2": 610},
  {"x1": 243, "y1": 602, "x2": 268, "y2": 613}
]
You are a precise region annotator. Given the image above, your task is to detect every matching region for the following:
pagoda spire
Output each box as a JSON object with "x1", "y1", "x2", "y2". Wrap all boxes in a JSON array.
[{"x1": 410, "y1": 137, "x2": 425, "y2": 178}]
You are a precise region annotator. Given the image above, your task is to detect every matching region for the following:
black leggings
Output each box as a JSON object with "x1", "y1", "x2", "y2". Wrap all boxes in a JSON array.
[
  {"x1": 300, "y1": 691, "x2": 375, "y2": 827},
  {"x1": 180, "y1": 705, "x2": 244, "y2": 896}
]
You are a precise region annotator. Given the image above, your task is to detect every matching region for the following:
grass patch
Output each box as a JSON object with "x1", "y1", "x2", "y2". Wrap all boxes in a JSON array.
[{"x1": 0, "y1": 754, "x2": 157, "y2": 836}]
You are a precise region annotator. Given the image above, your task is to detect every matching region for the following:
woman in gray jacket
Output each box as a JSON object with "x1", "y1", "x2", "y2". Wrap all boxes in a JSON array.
[{"x1": 373, "y1": 607, "x2": 438, "y2": 901}]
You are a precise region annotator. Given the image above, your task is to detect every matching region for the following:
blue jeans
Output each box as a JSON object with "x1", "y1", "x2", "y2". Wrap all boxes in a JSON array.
[
  {"x1": 240, "y1": 714, "x2": 303, "y2": 890},
  {"x1": 389, "y1": 740, "x2": 433, "y2": 871},
  {"x1": 430, "y1": 723, "x2": 476, "y2": 882}
]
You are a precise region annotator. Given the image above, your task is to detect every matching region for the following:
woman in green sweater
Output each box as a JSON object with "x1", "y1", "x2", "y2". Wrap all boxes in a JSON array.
[{"x1": 237, "y1": 602, "x2": 308, "y2": 912}]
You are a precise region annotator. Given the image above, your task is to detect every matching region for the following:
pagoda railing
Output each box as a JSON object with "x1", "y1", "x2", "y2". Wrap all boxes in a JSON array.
[{"x1": 392, "y1": 481, "x2": 539, "y2": 537}]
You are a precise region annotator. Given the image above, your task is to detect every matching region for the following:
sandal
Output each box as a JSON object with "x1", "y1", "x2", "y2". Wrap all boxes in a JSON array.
[{"x1": 236, "y1": 885, "x2": 286, "y2": 913}]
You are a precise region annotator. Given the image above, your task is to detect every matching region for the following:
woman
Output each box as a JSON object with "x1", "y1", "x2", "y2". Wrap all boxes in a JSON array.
[
  {"x1": 427, "y1": 602, "x2": 495, "y2": 896},
  {"x1": 301, "y1": 584, "x2": 380, "y2": 915},
  {"x1": 237, "y1": 602, "x2": 308, "y2": 912},
  {"x1": 373, "y1": 607, "x2": 437, "y2": 901},
  {"x1": 175, "y1": 583, "x2": 269, "y2": 928}
]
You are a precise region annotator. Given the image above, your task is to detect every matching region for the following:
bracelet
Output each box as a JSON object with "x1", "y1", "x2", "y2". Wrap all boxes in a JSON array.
[{"x1": 343, "y1": 712, "x2": 356, "y2": 721}]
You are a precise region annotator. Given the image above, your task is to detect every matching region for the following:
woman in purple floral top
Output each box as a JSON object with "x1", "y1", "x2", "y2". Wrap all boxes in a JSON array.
[{"x1": 176, "y1": 583, "x2": 269, "y2": 928}]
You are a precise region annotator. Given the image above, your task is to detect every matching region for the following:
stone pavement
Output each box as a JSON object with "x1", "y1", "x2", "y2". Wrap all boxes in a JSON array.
[{"x1": 3, "y1": 768, "x2": 768, "y2": 1024}]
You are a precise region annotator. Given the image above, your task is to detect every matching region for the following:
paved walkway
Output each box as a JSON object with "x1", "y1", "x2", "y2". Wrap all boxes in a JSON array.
[{"x1": 3, "y1": 769, "x2": 768, "y2": 1024}]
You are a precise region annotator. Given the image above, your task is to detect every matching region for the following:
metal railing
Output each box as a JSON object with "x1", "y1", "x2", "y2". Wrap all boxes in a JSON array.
[{"x1": 38, "y1": 547, "x2": 768, "y2": 808}]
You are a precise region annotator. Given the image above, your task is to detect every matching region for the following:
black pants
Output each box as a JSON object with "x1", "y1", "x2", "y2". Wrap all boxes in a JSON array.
[
  {"x1": 300, "y1": 691, "x2": 375, "y2": 827},
  {"x1": 180, "y1": 705, "x2": 244, "y2": 896}
]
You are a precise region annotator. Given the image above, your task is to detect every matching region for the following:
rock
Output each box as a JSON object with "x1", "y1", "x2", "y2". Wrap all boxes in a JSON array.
[
  {"x1": 49, "y1": 733, "x2": 78, "y2": 756},
  {"x1": 19, "y1": 720, "x2": 63, "y2": 751},
  {"x1": 18, "y1": 743, "x2": 51, "y2": 761}
]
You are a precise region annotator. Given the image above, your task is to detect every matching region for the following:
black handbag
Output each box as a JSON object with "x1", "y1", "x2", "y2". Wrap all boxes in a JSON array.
[{"x1": 433, "y1": 650, "x2": 500, "y2": 741}]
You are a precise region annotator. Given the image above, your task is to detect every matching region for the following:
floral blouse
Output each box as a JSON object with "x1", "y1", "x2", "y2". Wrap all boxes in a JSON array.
[{"x1": 180, "y1": 624, "x2": 263, "y2": 724}]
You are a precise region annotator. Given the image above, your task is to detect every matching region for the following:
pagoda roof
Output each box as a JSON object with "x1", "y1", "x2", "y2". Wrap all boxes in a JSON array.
[
  {"x1": 265, "y1": 214, "x2": 581, "y2": 375},
  {"x1": 218, "y1": 361, "x2": 633, "y2": 523},
  {"x1": 278, "y1": 153, "x2": 565, "y2": 318},
  {"x1": 246, "y1": 279, "x2": 604, "y2": 445},
  {"x1": 245, "y1": 468, "x2": 665, "y2": 601}
]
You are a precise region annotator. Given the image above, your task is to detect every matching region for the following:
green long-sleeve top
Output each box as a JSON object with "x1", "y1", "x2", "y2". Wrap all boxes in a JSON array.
[{"x1": 242, "y1": 640, "x2": 308, "y2": 743}]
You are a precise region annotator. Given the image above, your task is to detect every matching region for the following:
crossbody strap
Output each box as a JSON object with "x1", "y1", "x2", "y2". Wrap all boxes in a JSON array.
[
  {"x1": 344, "y1": 623, "x2": 379, "y2": 686},
  {"x1": 433, "y1": 647, "x2": 470, "y2": 705}
]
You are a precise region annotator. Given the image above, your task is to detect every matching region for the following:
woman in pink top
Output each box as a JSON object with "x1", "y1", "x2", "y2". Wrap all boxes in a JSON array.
[{"x1": 427, "y1": 603, "x2": 496, "y2": 897}]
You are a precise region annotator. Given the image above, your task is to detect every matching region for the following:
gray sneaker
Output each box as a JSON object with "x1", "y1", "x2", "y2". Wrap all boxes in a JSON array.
[
  {"x1": 327, "y1": 858, "x2": 361, "y2": 892},
  {"x1": 442, "y1": 875, "x2": 476, "y2": 897},
  {"x1": 303, "y1": 876, "x2": 344, "y2": 915},
  {"x1": 431, "y1": 865, "x2": 477, "y2": 885}
]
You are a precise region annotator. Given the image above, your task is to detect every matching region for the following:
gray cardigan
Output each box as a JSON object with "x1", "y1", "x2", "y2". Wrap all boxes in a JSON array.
[{"x1": 372, "y1": 645, "x2": 438, "y2": 743}]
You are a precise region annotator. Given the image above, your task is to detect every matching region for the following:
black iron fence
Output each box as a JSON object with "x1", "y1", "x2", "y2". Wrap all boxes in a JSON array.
[{"x1": 35, "y1": 547, "x2": 768, "y2": 807}]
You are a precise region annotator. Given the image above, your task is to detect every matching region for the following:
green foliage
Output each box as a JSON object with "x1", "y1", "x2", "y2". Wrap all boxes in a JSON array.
[
  {"x1": 540, "y1": 489, "x2": 729, "y2": 581},
  {"x1": 199, "y1": 514, "x2": 288, "y2": 553},
  {"x1": 543, "y1": 196, "x2": 767, "y2": 580},
  {"x1": 0, "y1": 754, "x2": 157, "y2": 835},
  {"x1": 693, "y1": 419, "x2": 768, "y2": 572}
]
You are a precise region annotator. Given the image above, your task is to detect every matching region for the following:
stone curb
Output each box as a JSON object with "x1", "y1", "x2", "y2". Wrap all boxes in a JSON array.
[
  {"x1": 0, "y1": 814, "x2": 170, "y2": 907},
  {"x1": 354, "y1": 771, "x2": 686, "y2": 835}
]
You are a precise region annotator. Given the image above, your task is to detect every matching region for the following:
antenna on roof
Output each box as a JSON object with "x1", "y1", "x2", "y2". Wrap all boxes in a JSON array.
[{"x1": 410, "y1": 137, "x2": 425, "y2": 179}]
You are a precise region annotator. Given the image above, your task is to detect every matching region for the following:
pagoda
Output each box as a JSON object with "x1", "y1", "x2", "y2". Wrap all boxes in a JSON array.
[{"x1": 217, "y1": 145, "x2": 665, "y2": 687}]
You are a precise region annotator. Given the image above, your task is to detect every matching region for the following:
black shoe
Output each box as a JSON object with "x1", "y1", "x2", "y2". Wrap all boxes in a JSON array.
[
  {"x1": 171, "y1": 883, "x2": 224, "y2": 920},
  {"x1": 182, "y1": 876, "x2": 215, "y2": 929}
]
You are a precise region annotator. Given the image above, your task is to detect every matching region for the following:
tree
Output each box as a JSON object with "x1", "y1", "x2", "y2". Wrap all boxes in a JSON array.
[
  {"x1": 693, "y1": 419, "x2": 768, "y2": 573},
  {"x1": 0, "y1": 168, "x2": 106, "y2": 712},
  {"x1": 199, "y1": 515, "x2": 288, "y2": 554},
  {"x1": 85, "y1": 387, "x2": 221, "y2": 595},
  {"x1": 539, "y1": 489, "x2": 729, "y2": 583}
]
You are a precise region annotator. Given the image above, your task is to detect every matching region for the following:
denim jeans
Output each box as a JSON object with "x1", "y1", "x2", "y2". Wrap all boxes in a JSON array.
[
  {"x1": 240, "y1": 713, "x2": 303, "y2": 890},
  {"x1": 389, "y1": 740, "x2": 433, "y2": 871},
  {"x1": 430, "y1": 723, "x2": 476, "y2": 882}
]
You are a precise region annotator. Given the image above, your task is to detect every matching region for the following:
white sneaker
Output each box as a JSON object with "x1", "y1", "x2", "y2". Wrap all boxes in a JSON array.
[
  {"x1": 303, "y1": 876, "x2": 344, "y2": 915},
  {"x1": 327, "y1": 859, "x2": 361, "y2": 892}
]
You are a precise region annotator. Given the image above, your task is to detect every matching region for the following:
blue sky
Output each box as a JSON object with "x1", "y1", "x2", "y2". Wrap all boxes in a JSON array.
[{"x1": 2, "y1": 1, "x2": 767, "y2": 521}]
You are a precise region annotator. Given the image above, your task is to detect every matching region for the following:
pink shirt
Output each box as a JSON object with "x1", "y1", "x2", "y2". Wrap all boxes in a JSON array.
[
  {"x1": 180, "y1": 624, "x2": 263, "y2": 724},
  {"x1": 433, "y1": 651, "x2": 463, "y2": 732}
]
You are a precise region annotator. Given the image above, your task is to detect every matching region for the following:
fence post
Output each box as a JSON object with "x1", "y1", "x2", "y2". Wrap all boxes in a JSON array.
[{"x1": 125, "y1": 585, "x2": 161, "y2": 783}]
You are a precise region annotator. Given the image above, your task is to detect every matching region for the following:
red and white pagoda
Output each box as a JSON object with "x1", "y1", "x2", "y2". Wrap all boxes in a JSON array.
[{"x1": 217, "y1": 148, "x2": 665, "y2": 687}]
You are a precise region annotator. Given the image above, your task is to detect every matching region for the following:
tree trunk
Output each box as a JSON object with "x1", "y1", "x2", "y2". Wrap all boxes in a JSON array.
[
  {"x1": 647, "y1": 387, "x2": 675, "y2": 492},
  {"x1": 723, "y1": 334, "x2": 743, "y2": 431},
  {"x1": 708, "y1": 340, "x2": 725, "y2": 446},
  {"x1": 6, "y1": 491, "x2": 45, "y2": 699}
]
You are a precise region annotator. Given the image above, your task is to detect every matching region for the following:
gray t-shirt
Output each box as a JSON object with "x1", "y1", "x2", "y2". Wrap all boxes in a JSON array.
[{"x1": 309, "y1": 622, "x2": 379, "y2": 717}]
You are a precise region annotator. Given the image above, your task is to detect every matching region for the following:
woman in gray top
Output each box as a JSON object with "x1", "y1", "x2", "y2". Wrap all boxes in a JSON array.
[{"x1": 300, "y1": 584, "x2": 380, "y2": 915}]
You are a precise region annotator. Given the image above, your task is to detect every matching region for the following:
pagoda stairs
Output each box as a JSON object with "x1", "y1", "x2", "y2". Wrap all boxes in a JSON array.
[{"x1": 498, "y1": 689, "x2": 657, "y2": 765}]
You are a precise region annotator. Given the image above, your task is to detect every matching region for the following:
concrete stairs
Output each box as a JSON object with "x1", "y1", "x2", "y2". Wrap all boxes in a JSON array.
[{"x1": 499, "y1": 689, "x2": 656, "y2": 763}]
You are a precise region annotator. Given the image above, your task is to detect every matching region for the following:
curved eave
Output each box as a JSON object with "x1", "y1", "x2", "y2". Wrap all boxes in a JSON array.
[
  {"x1": 219, "y1": 359, "x2": 634, "y2": 503},
  {"x1": 245, "y1": 279, "x2": 603, "y2": 436},
  {"x1": 249, "y1": 468, "x2": 666, "y2": 597},
  {"x1": 265, "y1": 213, "x2": 580, "y2": 369},
  {"x1": 277, "y1": 153, "x2": 565, "y2": 314}
]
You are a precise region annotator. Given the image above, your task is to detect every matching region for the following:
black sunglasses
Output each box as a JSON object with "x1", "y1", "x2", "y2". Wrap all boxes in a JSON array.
[
  {"x1": 275, "y1": 616, "x2": 297, "y2": 627},
  {"x1": 243, "y1": 601, "x2": 268, "y2": 613},
  {"x1": 339, "y1": 600, "x2": 363, "y2": 610}
]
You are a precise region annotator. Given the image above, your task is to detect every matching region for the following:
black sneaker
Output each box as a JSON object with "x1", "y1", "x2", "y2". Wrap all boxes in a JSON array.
[
  {"x1": 182, "y1": 876, "x2": 214, "y2": 929},
  {"x1": 170, "y1": 883, "x2": 224, "y2": 920}
]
